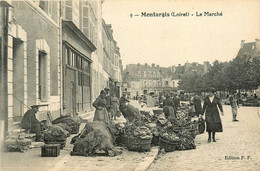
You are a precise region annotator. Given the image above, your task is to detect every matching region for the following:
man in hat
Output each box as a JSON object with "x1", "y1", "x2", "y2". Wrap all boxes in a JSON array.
[
  {"x1": 21, "y1": 105, "x2": 42, "y2": 141},
  {"x1": 104, "y1": 88, "x2": 113, "y2": 120}
]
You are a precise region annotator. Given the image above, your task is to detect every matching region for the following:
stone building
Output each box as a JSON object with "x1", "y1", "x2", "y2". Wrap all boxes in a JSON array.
[
  {"x1": 61, "y1": 0, "x2": 97, "y2": 116},
  {"x1": 0, "y1": 0, "x2": 124, "y2": 143},
  {"x1": 0, "y1": 1, "x2": 62, "y2": 136}
]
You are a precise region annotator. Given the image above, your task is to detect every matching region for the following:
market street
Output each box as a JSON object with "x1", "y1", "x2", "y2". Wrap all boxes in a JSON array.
[{"x1": 149, "y1": 105, "x2": 260, "y2": 171}]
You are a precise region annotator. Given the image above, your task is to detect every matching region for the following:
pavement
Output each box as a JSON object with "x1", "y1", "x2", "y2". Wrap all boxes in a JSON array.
[
  {"x1": 0, "y1": 100, "x2": 159, "y2": 171},
  {"x1": 3, "y1": 101, "x2": 258, "y2": 171},
  {"x1": 149, "y1": 105, "x2": 260, "y2": 171}
]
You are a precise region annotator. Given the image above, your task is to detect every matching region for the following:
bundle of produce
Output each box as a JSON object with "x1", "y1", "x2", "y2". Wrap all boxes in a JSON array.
[
  {"x1": 175, "y1": 129, "x2": 196, "y2": 150},
  {"x1": 171, "y1": 116, "x2": 191, "y2": 129},
  {"x1": 52, "y1": 115, "x2": 82, "y2": 134},
  {"x1": 55, "y1": 122, "x2": 72, "y2": 133},
  {"x1": 123, "y1": 121, "x2": 153, "y2": 151},
  {"x1": 140, "y1": 110, "x2": 154, "y2": 123},
  {"x1": 71, "y1": 121, "x2": 122, "y2": 156},
  {"x1": 107, "y1": 122, "x2": 125, "y2": 146},
  {"x1": 124, "y1": 122, "x2": 152, "y2": 139},
  {"x1": 43, "y1": 125, "x2": 70, "y2": 149},
  {"x1": 4, "y1": 136, "x2": 32, "y2": 152}
]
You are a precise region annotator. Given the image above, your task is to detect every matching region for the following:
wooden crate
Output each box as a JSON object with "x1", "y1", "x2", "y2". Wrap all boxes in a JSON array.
[{"x1": 41, "y1": 144, "x2": 60, "y2": 157}]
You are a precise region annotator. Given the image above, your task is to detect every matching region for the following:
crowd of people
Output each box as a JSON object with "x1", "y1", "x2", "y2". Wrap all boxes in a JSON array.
[
  {"x1": 20, "y1": 86, "x2": 245, "y2": 144},
  {"x1": 92, "y1": 88, "x2": 132, "y2": 124}
]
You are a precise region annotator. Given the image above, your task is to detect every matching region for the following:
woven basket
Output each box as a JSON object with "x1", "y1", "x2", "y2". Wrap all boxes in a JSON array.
[
  {"x1": 159, "y1": 136, "x2": 179, "y2": 152},
  {"x1": 125, "y1": 136, "x2": 152, "y2": 152}
]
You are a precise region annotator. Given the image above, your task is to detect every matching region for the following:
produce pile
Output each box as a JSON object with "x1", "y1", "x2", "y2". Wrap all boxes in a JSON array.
[
  {"x1": 71, "y1": 121, "x2": 122, "y2": 157},
  {"x1": 43, "y1": 125, "x2": 70, "y2": 142},
  {"x1": 139, "y1": 106, "x2": 197, "y2": 151},
  {"x1": 124, "y1": 123, "x2": 153, "y2": 140},
  {"x1": 52, "y1": 115, "x2": 82, "y2": 134},
  {"x1": 175, "y1": 129, "x2": 196, "y2": 150}
]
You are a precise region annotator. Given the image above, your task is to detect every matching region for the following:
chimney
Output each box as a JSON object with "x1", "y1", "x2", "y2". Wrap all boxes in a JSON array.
[
  {"x1": 145, "y1": 63, "x2": 148, "y2": 67},
  {"x1": 152, "y1": 63, "x2": 155, "y2": 67},
  {"x1": 241, "y1": 40, "x2": 245, "y2": 48},
  {"x1": 156, "y1": 65, "x2": 159, "y2": 68}
]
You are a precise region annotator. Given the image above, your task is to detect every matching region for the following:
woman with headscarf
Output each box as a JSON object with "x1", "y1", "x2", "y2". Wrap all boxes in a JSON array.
[
  {"x1": 93, "y1": 90, "x2": 110, "y2": 123},
  {"x1": 163, "y1": 94, "x2": 175, "y2": 120},
  {"x1": 201, "y1": 88, "x2": 224, "y2": 142}
]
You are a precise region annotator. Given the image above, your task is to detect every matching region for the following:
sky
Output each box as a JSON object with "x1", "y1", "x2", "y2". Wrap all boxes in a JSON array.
[{"x1": 102, "y1": 0, "x2": 260, "y2": 68}]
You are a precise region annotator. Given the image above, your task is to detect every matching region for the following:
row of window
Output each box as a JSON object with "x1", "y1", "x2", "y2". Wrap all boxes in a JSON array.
[
  {"x1": 137, "y1": 71, "x2": 160, "y2": 78},
  {"x1": 64, "y1": 45, "x2": 91, "y2": 74}
]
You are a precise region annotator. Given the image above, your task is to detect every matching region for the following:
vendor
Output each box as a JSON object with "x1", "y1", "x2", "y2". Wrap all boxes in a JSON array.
[
  {"x1": 119, "y1": 94, "x2": 130, "y2": 112},
  {"x1": 163, "y1": 94, "x2": 175, "y2": 120},
  {"x1": 21, "y1": 105, "x2": 42, "y2": 142},
  {"x1": 93, "y1": 90, "x2": 110, "y2": 123}
]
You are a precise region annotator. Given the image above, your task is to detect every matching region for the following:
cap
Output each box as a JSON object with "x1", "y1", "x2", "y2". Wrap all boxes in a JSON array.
[{"x1": 31, "y1": 104, "x2": 48, "y2": 108}]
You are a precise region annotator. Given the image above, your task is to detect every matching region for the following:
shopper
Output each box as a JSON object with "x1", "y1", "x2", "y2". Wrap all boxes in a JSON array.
[{"x1": 201, "y1": 88, "x2": 224, "y2": 142}]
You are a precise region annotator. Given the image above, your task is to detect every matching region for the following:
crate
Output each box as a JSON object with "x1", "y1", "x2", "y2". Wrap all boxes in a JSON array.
[
  {"x1": 125, "y1": 136, "x2": 152, "y2": 152},
  {"x1": 159, "y1": 136, "x2": 179, "y2": 152},
  {"x1": 44, "y1": 139, "x2": 66, "y2": 149},
  {"x1": 41, "y1": 144, "x2": 60, "y2": 157}
]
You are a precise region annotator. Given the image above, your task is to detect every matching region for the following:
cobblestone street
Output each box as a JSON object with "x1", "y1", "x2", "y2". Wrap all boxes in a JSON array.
[{"x1": 149, "y1": 105, "x2": 260, "y2": 171}]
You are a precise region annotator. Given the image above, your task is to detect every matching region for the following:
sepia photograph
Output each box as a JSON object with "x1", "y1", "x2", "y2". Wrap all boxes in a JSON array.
[{"x1": 0, "y1": 0, "x2": 259, "y2": 170}]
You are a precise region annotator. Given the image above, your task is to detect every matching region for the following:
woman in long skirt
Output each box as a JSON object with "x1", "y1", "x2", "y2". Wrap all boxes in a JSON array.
[
  {"x1": 201, "y1": 88, "x2": 224, "y2": 142},
  {"x1": 93, "y1": 90, "x2": 110, "y2": 123}
]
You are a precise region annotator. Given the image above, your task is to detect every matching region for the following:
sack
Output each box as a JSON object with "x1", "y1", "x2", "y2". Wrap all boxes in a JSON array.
[{"x1": 198, "y1": 117, "x2": 205, "y2": 134}]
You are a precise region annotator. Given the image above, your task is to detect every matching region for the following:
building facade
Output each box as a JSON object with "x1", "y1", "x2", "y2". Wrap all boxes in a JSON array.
[
  {"x1": 0, "y1": 0, "x2": 62, "y2": 136},
  {"x1": 61, "y1": 0, "x2": 96, "y2": 116},
  {"x1": 0, "y1": 0, "x2": 124, "y2": 141}
]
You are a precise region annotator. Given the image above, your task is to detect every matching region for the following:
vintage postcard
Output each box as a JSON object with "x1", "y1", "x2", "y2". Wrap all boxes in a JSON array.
[{"x1": 0, "y1": 0, "x2": 259, "y2": 170}]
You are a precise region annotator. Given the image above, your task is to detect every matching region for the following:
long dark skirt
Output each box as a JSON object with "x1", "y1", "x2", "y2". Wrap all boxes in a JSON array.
[{"x1": 206, "y1": 121, "x2": 223, "y2": 132}]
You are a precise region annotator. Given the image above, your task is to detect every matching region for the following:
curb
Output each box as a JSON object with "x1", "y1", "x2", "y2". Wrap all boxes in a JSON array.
[{"x1": 134, "y1": 147, "x2": 159, "y2": 171}]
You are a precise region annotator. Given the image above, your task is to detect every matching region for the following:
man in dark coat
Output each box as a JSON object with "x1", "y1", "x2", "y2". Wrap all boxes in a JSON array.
[
  {"x1": 21, "y1": 105, "x2": 42, "y2": 142},
  {"x1": 201, "y1": 88, "x2": 224, "y2": 143},
  {"x1": 193, "y1": 94, "x2": 202, "y2": 117}
]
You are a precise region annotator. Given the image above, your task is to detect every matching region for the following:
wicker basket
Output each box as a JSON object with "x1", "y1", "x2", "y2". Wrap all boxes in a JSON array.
[
  {"x1": 44, "y1": 139, "x2": 67, "y2": 149},
  {"x1": 159, "y1": 136, "x2": 179, "y2": 152},
  {"x1": 41, "y1": 144, "x2": 60, "y2": 157},
  {"x1": 125, "y1": 136, "x2": 152, "y2": 152}
]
